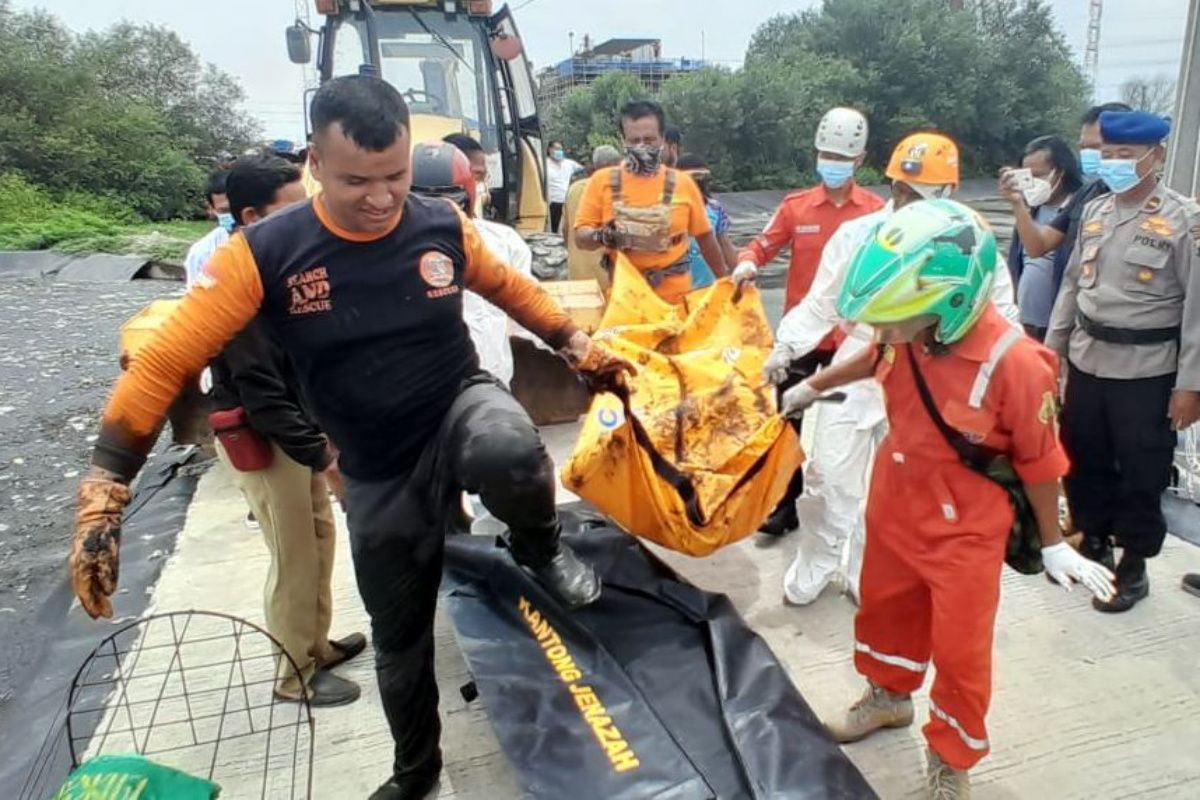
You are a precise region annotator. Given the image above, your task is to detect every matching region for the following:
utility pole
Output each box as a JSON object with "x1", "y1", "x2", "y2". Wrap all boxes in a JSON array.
[
  {"x1": 1165, "y1": 0, "x2": 1199, "y2": 198},
  {"x1": 1084, "y1": 0, "x2": 1103, "y2": 98}
]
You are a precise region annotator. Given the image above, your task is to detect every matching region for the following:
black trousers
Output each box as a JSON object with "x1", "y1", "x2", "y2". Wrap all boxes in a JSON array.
[
  {"x1": 769, "y1": 348, "x2": 837, "y2": 514},
  {"x1": 343, "y1": 376, "x2": 560, "y2": 782},
  {"x1": 1061, "y1": 363, "x2": 1176, "y2": 558},
  {"x1": 549, "y1": 201, "x2": 565, "y2": 234}
]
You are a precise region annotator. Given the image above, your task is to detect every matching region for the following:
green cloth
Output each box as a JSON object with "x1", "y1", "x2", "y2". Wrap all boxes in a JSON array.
[{"x1": 55, "y1": 754, "x2": 220, "y2": 799}]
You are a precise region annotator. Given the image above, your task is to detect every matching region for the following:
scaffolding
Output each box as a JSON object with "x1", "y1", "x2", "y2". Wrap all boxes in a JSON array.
[{"x1": 537, "y1": 38, "x2": 707, "y2": 110}]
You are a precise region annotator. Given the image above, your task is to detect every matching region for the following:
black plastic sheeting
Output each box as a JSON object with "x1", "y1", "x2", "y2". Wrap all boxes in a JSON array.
[
  {"x1": 442, "y1": 509, "x2": 877, "y2": 800},
  {"x1": 1, "y1": 446, "x2": 208, "y2": 800},
  {"x1": 0, "y1": 251, "x2": 181, "y2": 282}
]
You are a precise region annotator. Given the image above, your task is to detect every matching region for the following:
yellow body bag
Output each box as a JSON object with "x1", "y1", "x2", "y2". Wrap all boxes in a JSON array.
[{"x1": 562, "y1": 255, "x2": 803, "y2": 556}]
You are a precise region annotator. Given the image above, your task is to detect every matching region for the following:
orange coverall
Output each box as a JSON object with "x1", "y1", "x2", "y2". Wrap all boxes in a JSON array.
[{"x1": 855, "y1": 306, "x2": 1068, "y2": 770}]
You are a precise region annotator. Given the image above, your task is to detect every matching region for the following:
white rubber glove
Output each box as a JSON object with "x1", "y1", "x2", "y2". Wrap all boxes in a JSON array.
[
  {"x1": 780, "y1": 379, "x2": 819, "y2": 418},
  {"x1": 732, "y1": 260, "x2": 758, "y2": 285},
  {"x1": 1042, "y1": 541, "x2": 1116, "y2": 602},
  {"x1": 762, "y1": 344, "x2": 794, "y2": 387}
]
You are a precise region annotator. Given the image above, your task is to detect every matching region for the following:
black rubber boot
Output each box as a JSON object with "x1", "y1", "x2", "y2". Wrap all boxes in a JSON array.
[
  {"x1": 1182, "y1": 573, "x2": 1200, "y2": 598},
  {"x1": 1093, "y1": 553, "x2": 1149, "y2": 613},
  {"x1": 759, "y1": 468, "x2": 804, "y2": 537},
  {"x1": 511, "y1": 527, "x2": 601, "y2": 610},
  {"x1": 368, "y1": 770, "x2": 440, "y2": 800}
]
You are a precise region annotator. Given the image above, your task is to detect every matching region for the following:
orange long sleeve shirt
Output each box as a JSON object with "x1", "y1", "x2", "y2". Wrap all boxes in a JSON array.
[{"x1": 97, "y1": 195, "x2": 577, "y2": 481}]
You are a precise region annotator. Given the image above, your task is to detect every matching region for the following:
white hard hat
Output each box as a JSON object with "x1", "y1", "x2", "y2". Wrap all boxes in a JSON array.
[{"x1": 814, "y1": 107, "x2": 868, "y2": 158}]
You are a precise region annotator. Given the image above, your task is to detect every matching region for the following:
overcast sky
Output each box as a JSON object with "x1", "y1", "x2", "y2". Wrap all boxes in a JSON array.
[{"x1": 13, "y1": 0, "x2": 1191, "y2": 141}]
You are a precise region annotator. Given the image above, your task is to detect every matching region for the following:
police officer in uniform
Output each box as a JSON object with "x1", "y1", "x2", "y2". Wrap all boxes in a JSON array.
[{"x1": 1047, "y1": 110, "x2": 1200, "y2": 613}]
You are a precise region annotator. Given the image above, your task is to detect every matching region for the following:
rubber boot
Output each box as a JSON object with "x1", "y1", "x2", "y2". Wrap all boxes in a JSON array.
[
  {"x1": 824, "y1": 682, "x2": 914, "y2": 743},
  {"x1": 926, "y1": 748, "x2": 971, "y2": 799},
  {"x1": 759, "y1": 467, "x2": 804, "y2": 537},
  {"x1": 1093, "y1": 552, "x2": 1149, "y2": 613},
  {"x1": 511, "y1": 525, "x2": 601, "y2": 610},
  {"x1": 1183, "y1": 573, "x2": 1200, "y2": 598}
]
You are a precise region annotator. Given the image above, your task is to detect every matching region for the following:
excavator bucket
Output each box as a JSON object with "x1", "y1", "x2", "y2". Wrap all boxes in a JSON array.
[{"x1": 508, "y1": 279, "x2": 607, "y2": 425}]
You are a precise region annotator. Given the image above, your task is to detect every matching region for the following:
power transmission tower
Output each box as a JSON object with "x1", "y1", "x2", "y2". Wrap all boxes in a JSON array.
[{"x1": 1084, "y1": 0, "x2": 1103, "y2": 96}]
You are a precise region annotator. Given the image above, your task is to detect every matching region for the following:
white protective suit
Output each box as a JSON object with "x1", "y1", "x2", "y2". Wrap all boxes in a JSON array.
[
  {"x1": 468, "y1": 219, "x2": 540, "y2": 386},
  {"x1": 776, "y1": 202, "x2": 1019, "y2": 604}
]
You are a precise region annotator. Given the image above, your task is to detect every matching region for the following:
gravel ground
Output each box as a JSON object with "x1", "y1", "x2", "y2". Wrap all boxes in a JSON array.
[{"x1": 0, "y1": 277, "x2": 177, "y2": 704}]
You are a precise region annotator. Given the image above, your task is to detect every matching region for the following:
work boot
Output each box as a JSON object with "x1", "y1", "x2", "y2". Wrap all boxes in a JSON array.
[
  {"x1": 759, "y1": 502, "x2": 800, "y2": 537},
  {"x1": 1093, "y1": 553, "x2": 1149, "y2": 613},
  {"x1": 824, "y1": 682, "x2": 914, "y2": 743},
  {"x1": 1183, "y1": 573, "x2": 1200, "y2": 599},
  {"x1": 521, "y1": 542, "x2": 601, "y2": 610},
  {"x1": 926, "y1": 748, "x2": 971, "y2": 800},
  {"x1": 368, "y1": 771, "x2": 441, "y2": 800}
]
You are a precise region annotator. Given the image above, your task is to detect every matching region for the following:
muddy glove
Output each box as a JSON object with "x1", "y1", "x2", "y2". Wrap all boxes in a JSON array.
[
  {"x1": 562, "y1": 330, "x2": 637, "y2": 395},
  {"x1": 762, "y1": 344, "x2": 795, "y2": 387},
  {"x1": 780, "y1": 379, "x2": 820, "y2": 418},
  {"x1": 1042, "y1": 541, "x2": 1116, "y2": 602},
  {"x1": 71, "y1": 474, "x2": 132, "y2": 619},
  {"x1": 594, "y1": 223, "x2": 630, "y2": 250},
  {"x1": 732, "y1": 260, "x2": 758, "y2": 286}
]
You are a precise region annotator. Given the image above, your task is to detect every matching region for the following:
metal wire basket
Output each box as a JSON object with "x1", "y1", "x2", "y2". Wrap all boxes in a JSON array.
[{"x1": 21, "y1": 610, "x2": 314, "y2": 799}]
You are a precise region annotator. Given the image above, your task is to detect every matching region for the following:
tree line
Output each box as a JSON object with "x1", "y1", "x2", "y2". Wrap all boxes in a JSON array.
[
  {"x1": 0, "y1": 0, "x2": 259, "y2": 221},
  {"x1": 544, "y1": 0, "x2": 1092, "y2": 192}
]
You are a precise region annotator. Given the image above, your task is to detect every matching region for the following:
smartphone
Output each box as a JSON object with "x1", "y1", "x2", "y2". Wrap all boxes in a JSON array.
[{"x1": 1007, "y1": 168, "x2": 1034, "y2": 192}]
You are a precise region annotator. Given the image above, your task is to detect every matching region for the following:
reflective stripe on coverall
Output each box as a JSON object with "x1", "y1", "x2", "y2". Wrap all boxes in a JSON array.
[
  {"x1": 775, "y1": 204, "x2": 1020, "y2": 603},
  {"x1": 856, "y1": 305, "x2": 1067, "y2": 770}
]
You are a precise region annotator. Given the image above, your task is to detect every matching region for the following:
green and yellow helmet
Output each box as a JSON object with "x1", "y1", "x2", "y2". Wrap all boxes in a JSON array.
[{"x1": 836, "y1": 198, "x2": 997, "y2": 343}]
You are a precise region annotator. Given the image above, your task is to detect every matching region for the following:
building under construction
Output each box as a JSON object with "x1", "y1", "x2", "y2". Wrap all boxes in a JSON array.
[{"x1": 537, "y1": 37, "x2": 707, "y2": 110}]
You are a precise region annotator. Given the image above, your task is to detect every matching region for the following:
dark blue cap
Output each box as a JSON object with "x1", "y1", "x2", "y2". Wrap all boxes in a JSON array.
[{"x1": 1099, "y1": 110, "x2": 1171, "y2": 145}]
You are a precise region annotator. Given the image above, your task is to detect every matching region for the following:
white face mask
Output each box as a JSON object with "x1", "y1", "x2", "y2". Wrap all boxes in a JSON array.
[{"x1": 1022, "y1": 171, "x2": 1057, "y2": 208}]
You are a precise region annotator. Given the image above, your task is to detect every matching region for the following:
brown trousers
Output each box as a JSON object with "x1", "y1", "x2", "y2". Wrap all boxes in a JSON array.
[{"x1": 216, "y1": 442, "x2": 337, "y2": 691}]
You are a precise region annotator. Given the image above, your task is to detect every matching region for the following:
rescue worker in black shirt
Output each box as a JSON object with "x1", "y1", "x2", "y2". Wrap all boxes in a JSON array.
[{"x1": 70, "y1": 76, "x2": 633, "y2": 800}]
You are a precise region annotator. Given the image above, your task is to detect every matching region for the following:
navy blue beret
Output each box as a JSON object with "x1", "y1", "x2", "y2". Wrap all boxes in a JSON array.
[{"x1": 1100, "y1": 110, "x2": 1171, "y2": 145}]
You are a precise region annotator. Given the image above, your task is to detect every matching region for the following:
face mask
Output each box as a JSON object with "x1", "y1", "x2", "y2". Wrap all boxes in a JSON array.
[
  {"x1": 551, "y1": 149, "x2": 564, "y2": 161},
  {"x1": 1097, "y1": 150, "x2": 1153, "y2": 194},
  {"x1": 816, "y1": 158, "x2": 855, "y2": 189},
  {"x1": 624, "y1": 144, "x2": 662, "y2": 176},
  {"x1": 216, "y1": 212, "x2": 235, "y2": 232},
  {"x1": 1079, "y1": 148, "x2": 1102, "y2": 179},
  {"x1": 1022, "y1": 171, "x2": 1056, "y2": 208}
]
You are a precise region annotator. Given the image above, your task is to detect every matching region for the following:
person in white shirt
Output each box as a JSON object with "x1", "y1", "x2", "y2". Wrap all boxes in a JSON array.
[
  {"x1": 545, "y1": 140, "x2": 582, "y2": 234},
  {"x1": 184, "y1": 169, "x2": 233, "y2": 287},
  {"x1": 762, "y1": 132, "x2": 1019, "y2": 605}
]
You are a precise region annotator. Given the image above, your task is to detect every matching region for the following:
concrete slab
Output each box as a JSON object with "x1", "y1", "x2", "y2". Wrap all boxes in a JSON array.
[{"x1": 116, "y1": 424, "x2": 1200, "y2": 799}]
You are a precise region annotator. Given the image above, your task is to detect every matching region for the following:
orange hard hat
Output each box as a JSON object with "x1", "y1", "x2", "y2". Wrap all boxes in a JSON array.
[{"x1": 886, "y1": 132, "x2": 960, "y2": 188}]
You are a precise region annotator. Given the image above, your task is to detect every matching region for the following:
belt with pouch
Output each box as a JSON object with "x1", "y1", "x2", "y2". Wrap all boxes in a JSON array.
[
  {"x1": 643, "y1": 256, "x2": 691, "y2": 289},
  {"x1": 1077, "y1": 312, "x2": 1179, "y2": 345}
]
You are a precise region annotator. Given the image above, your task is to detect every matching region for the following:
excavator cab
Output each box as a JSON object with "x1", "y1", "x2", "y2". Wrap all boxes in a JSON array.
[{"x1": 287, "y1": 0, "x2": 548, "y2": 232}]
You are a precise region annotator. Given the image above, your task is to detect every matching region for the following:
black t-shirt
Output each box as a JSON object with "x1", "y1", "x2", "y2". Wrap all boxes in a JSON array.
[{"x1": 244, "y1": 196, "x2": 479, "y2": 480}]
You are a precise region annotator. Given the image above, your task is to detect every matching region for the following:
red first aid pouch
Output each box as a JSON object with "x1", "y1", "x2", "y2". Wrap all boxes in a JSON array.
[{"x1": 209, "y1": 407, "x2": 274, "y2": 472}]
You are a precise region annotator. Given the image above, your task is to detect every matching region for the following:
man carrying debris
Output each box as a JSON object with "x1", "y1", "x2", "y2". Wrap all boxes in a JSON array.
[
  {"x1": 763, "y1": 132, "x2": 1018, "y2": 605},
  {"x1": 1046, "y1": 109, "x2": 1200, "y2": 613},
  {"x1": 734, "y1": 107, "x2": 886, "y2": 537},
  {"x1": 208, "y1": 152, "x2": 365, "y2": 707},
  {"x1": 575, "y1": 100, "x2": 729, "y2": 303},
  {"x1": 784, "y1": 198, "x2": 1115, "y2": 799},
  {"x1": 69, "y1": 75, "x2": 631, "y2": 800}
]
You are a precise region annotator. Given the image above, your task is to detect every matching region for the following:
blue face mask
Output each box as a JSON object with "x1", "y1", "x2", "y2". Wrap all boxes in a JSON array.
[
  {"x1": 551, "y1": 149, "x2": 564, "y2": 161},
  {"x1": 217, "y1": 212, "x2": 235, "y2": 233},
  {"x1": 816, "y1": 158, "x2": 855, "y2": 189},
  {"x1": 1096, "y1": 151, "x2": 1151, "y2": 195},
  {"x1": 1079, "y1": 148, "x2": 1102, "y2": 179}
]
